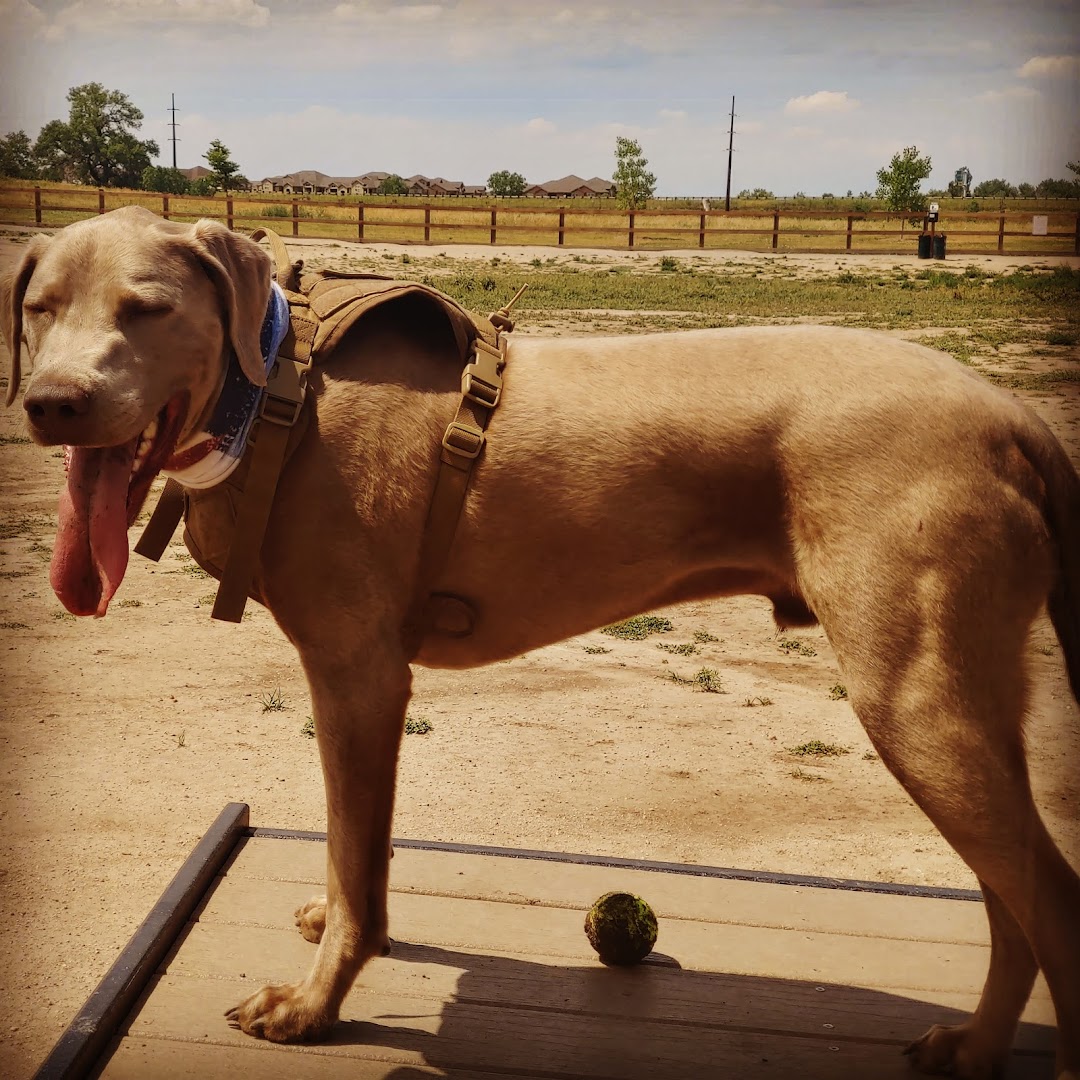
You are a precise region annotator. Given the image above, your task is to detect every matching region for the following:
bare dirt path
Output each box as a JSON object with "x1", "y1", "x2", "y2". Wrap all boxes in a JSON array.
[{"x1": 1, "y1": 236, "x2": 1077, "y2": 1077}]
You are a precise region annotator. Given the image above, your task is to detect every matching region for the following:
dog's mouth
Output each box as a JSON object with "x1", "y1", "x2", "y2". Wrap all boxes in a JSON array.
[{"x1": 51, "y1": 392, "x2": 189, "y2": 618}]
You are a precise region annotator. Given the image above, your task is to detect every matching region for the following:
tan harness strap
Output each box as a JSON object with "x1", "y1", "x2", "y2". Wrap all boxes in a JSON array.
[{"x1": 133, "y1": 478, "x2": 186, "y2": 561}]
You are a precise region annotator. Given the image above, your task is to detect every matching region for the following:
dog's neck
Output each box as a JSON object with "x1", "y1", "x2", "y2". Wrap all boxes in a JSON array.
[{"x1": 163, "y1": 282, "x2": 290, "y2": 490}]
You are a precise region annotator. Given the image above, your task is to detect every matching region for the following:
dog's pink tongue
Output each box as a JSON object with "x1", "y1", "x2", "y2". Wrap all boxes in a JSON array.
[{"x1": 50, "y1": 440, "x2": 137, "y2": 617}]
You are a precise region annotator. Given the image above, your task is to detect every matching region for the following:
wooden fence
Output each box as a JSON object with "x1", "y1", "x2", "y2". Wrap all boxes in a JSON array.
[{"x1": 2, "y1": 185, "x2": 1078, "y2": 256}]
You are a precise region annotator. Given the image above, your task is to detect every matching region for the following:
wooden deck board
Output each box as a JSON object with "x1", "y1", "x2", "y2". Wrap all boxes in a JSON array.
[{"x1": 95, "y1": 837, "x2": 1056, "y2": 1079}]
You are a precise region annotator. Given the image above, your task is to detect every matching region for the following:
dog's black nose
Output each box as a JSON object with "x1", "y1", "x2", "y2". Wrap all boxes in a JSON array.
[{"x1": 23, "y1": 382, "x2": 93, "y2": 443}]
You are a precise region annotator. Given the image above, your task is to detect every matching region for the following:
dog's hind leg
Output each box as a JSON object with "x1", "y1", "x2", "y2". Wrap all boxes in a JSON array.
[
  {"x1": 797, "y1": 511, "x2": 1080, "y2": 1078},
  {"x1": 226, "y1": 643, "x2": 412, "y2": 1042}
]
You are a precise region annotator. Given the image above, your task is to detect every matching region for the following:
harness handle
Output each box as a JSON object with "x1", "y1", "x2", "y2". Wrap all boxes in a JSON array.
[{"x1": 249, "y1": 227, "x2": 302, "y2": 291}]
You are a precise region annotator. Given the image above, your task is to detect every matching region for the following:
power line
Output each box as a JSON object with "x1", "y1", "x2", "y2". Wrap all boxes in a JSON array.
[{"x1": 725, "y1": 96, "x2": 736, "y2": 212}]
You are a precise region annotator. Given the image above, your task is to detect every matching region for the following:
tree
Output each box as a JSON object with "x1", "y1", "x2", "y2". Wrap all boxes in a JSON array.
[
  {"x1": 737, "y1": 187, "x2": 774, "y2": 199},
  {"x1": 875, "y1": 146, "x2": 932, "y2": 222},
  {"x1": 204, "y1": 139, "x2": 241, "y2": 193},
  {"x1": 32, "y1": 83, "x2": 157, "y2": 188},
  {"x1": 141, "y1": 165, "x2": 190, "y2": 194},
  {"x1": 0, "y1": 131, "x2": 36, "y2": 179},
  {"x1": 613, "y1": 136, "x2": 656, "y2": 210},
  {"x1": 1017, "y1": 182, "x2": 1036, "y2": 198},
  {"x1": 190, "y1": 176, "x2": 218, "y2": 196},
  {"x1": 973, "y1": 178, "x2": 1018, "y2": 198},
  {"x1": 487, "y1": 170, "x2": 527, "y2": 197},
  {"x1": 377, "y1": 174, "x2": 408, "y2": 195}
]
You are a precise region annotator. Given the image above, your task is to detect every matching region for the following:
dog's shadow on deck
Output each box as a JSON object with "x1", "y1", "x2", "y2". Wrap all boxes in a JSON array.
[{"x1": 321, "y1": 941, "x2": 1055, "y2": 1080}]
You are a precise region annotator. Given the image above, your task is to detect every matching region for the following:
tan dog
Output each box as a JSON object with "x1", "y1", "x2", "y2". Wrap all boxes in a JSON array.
[{"x1": 2, "y1": 206, "x2": 1078, "y2": 1079}]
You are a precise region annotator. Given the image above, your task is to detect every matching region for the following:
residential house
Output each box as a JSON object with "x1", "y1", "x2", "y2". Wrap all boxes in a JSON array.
[{"x1": 526, "y1": 174, "x2": 616, "y2": 198}]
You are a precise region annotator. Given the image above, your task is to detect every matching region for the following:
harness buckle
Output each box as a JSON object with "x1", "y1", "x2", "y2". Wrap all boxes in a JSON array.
[
  {"x1": 259, "y1": 358, "x2": 311, "y2": 427},
  {"x1": 461, "y1": 364, "x2": 501, "y2": 408},
  {"x1": 442, "y1": 421, "x2": 485, "y2": 460}
]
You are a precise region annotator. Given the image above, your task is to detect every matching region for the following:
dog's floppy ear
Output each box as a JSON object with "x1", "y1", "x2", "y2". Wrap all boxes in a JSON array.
[
  {"x1": 187, "y1": 219, "x2": 273, "y2": 387},
  {"x1": 0, "y1": 233, "x2": 52, "y2": 407}
]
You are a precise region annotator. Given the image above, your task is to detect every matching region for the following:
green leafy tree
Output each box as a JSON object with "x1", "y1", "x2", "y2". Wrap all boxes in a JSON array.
[
  {"x1": 377, "y1": 174, "x2": 408, "y2": 195},
  {"x1": 189, "y1": 176, "x2": 218, "y2": 196},
  {"x1": 487, "y1": 170, "x2": 527, "y2": 196},
  {"x1": 141, "y1": 165, "x2": 190, "y2": 194},
  {"x1": 203, "y1": 139, "x2": 241, "y2": 193},
  {"x1": 0, "y1": 131, "x2": 37, "y2": 179},
  {"x1": 737, "y1": 187, "x2": 774, "y2": 199},
  {"x1": 32, "y1": 83, "x2": 157, "y2": 187},
  {"x1": 875, "y1": 146, "x2": 932, "y2": 230},
  {"x1": 1016, "y1": 182, "x2": 1036, "y2": 198},
  {"x1": 1069, "y1": 160, "x2": 1080, "y2": 177},
  {"x1": 613, "y1": 136, "x2": 656, "y2": 210},
  {"x1": 973, "y1": 178, "x2": 1018, "y2": 198}
]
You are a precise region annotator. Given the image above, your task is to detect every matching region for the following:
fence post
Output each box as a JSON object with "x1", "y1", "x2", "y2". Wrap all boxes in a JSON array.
[
  {"x1": 558, "y1": 209, "x2": 565, "y2": 246},
  {"x1": 846, "y1": 214, "x2": 854, "y2": 251},
  {"x1": 34, "y1": 186, "x2": 41, "y2": 226},
  {"x1": 291, "y1": 200, "x2": 299, "y2": 238},
  {"x1": 490, "y1": 208, "x2": 497, "y2": 245},
  {"x1": 699, "y1": 212, "x2": 706, "y2": 248},
  {"x1": 226, "y1": 197, "x2": 234, "y2": 231},
  {"x1": 98, "y1": 189, "x2": 106, "y2": 215},
  {"x1": 162, "y1": 195, "x2": 170, "y2": 221},
  {"x1": 772, "y1": 211, "x2": 780, "y2": 250},
  {"x1": 628, "y1": 211, "x2": 635, "y2": 248},
  {"x1": 358, "y1": 203, "x2": 364, "y2": 242},
  {"x1": 424, "y1": 205, "x2": 431, "y2": 243},
  {"x1": 998, "y1": 212, "x2": 1005, "y2": 254}
]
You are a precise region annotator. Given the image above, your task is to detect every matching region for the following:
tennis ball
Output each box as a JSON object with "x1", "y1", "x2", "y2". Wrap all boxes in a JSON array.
[{"x1": 584, "y1": 891, "x2": 658, "y2": 966}]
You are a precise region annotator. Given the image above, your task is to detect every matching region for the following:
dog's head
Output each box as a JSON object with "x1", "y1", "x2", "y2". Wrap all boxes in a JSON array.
[{"x1": 0, "y1": 206, "x2": 272, "y2": 617}]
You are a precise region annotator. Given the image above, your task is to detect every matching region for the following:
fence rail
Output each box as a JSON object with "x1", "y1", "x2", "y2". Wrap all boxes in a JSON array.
[{"x1": 2, "y1": 186, "x2": 1078, "y2": 256}]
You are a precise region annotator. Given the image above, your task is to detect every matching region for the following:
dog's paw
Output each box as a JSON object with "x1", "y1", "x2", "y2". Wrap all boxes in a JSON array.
[
  {"x1": 905, "y1": 1023, "x2": 1003, "y2": 1079},
  {"x1": 294, "y1": 895, "x2": 327, "y2": 943},
  {"x1": 225, "y1": 982, "x2": 334, "y2": 1042}
]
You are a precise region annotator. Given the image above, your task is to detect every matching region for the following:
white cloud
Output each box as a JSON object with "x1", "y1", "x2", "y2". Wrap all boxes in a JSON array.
[
  {"x1": 45, "y1": 0, "x2": 269, "y2": 38},
  {"x1": 1017, "y1": 55, "x2": 1080, "y2": 79},
  {"x1": 525, "y1": 117, "x2": 557, "y2": 134},
  {"x1": 784, "y1": 90, "x2": 859, "y2": 116},
  {"x1": 973, "y1": 85, "x2": 1041, "y2": 103},
  {"x1": 658, "y1": 109, "x2": 687, "y2": 122}
]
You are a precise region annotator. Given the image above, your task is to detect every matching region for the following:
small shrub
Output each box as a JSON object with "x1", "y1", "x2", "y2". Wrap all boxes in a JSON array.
[
  {"x1": 657, "y1": 642, "x2": 698, "y2": 656},
  {"x1": 601, "y1": 615, "x2": 673, "y2": 640},
  {"x1": 828, "y1": 683, "x2": 848, "y2": 700},
  {"x1": 692, "y1": 668, "x2": 724, "y2": 693},
  {"x1": 261, "y1": 689, "x2": 286, "y2": 713},
  {"x1": 583, "y1": 645, "x2": 611, "y2": 655},
  {"x1": 405, "y1": 715, "x2": 433, "y2": 735},
  {"x1": 789, "y1": 740, "x2": 849, "y2": 758},
  {"x1": 693, "y1": 630, "x2": 719, "y2": 644},
  {"x1": 778, "y1": 637, "x2": 817, "y2": 657},
  {"x1": 659, "y1": 256, "x2": 678, "y2": 272},
  {"x1": 742, "y1": 696, "x2": 773, "y2": 707},
  {"x1": 1046, "y1": 330, "x2": 1078, "y2": 346},
  {"x1": 300, "y1": 717, "x2": 316, "y2": 739}
]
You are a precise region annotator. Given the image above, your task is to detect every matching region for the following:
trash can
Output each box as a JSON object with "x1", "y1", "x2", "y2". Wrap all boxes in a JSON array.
[
  {"x1": 933, "y1": 234, "x2": 947, "y2": 260},
  {"x1": 918, "y1": 233, "x2": 932, "y2": 259}
]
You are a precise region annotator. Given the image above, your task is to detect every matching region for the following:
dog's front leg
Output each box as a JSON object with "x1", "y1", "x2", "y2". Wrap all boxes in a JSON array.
[{"x1": 227, "y1": 648, "x2": 411, "y2": 1042}]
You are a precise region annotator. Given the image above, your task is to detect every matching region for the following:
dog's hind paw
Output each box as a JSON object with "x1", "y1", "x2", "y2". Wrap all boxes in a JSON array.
[
  {"x1": 225, "y1": 982, "x2": 334, "y2": 1042},
  {"x1": 294, "y1": 895, "x2": 326, "y2": 943},
  {"x1": 905, "y1": 1023, "x2": 1005, "y2": 1079}
]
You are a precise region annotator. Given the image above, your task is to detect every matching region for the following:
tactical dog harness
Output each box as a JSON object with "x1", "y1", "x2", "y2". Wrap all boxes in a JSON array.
[{"x1": 136, "y1": 227, "x2": 523, "y2": 633}]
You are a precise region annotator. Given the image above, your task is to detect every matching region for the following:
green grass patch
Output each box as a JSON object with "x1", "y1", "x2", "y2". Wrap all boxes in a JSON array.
[
  {"x1": 601, "y1": 615, "x2": 673, "y2": 640},
  {"x1": 657, "y1": 642, "x2": 698, "y2": 656},
  {"x1": 778, "y1": 637, "x2": 818, "y2": 657},
  {"x1": 789, "y1": 740, "x2": 849, "y2": 758}
]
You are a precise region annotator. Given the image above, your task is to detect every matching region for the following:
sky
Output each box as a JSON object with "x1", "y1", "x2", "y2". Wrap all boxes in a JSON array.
[{"x1": 0, "y1": 0, "x2": 1078, "y2": 196}]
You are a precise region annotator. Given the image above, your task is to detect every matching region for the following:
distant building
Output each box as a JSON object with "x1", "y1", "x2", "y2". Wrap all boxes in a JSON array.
[
  {"x1": 252, "y1": 170, "x2": 488, "y2": 197},
  {"x1": 525, "y1": 175, "x2": 616, "y2": 198}
]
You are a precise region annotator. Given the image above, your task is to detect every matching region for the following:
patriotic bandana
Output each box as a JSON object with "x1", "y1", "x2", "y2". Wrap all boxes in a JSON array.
[{"x1": 162, "y1": 282, "x2": 290, "y2": 490}]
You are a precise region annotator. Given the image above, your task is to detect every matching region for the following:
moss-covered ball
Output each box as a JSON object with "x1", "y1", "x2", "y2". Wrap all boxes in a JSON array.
[{"x1": 584, "y1": 891, "x2": 658, "y2": 966}]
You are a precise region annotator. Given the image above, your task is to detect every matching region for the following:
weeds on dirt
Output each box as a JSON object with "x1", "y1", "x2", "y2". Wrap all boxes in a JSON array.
[
  {"x1": 0, "y1": 434, "x2": 30, "y2": 445},
  {"x1": 1, "y1": 514, "x2": 51, "y2": 540},
  {"x1": 176, "y1": 731, "x2": 186, "y2": 748},
  {"x1": 405, "y1": 715, "x2": 433, "y2": 734},
  {"x1": 791, "y1": 767, "x2": 829, "y2": 782},
  {"x1": 828, "y1": 683, "x2": 849, "y2": 700},
  {"x1": 789, "y1": 740, "x2": 849, "y2": 757},
  {"x1": 301, "y1": 716, "x2": 316, "y2": 739},
  {"x1": 693, "y1": 630, "x2": 719, "y2": 644},
  {"x1": 118, "y1": 599, "x2": 142, "y2": 608},
  {"x1": 51, "y1": 611, "x2": 75, "y2": 622},
  {"x1": 0, "y1": 570, "x2": 30, "y2": 580},
  {"x1": 693, "y1": 668, "x2": 725, "y2": 692},
  {"x1": 742, "y1": 696, "x2": 774, "y2": 707},
  {"x1": 261, "y1": 689, "x2": 286, "y2": 713},
  {"x1": 601, "y1": 615, "x2": 673, "y2": 640},
  {"x1": 863, "y1": 750, "x2": 879, "y2": 761},
  {"x1": 778, "y1": 637, "x2": 817, "y2": 657},
  {"x1": 0, "y1": 620, "x2": 30, "y2": 630},
  {"x1": 583, "y1": 645, "x2": 611, "y2": 655},
  {"x1": 657, "y1": 642, "x2": 698, "y2": 656}
]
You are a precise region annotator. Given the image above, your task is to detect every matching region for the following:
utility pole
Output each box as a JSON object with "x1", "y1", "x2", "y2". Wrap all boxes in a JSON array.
[
  {"x1": 168, "y1": 94, "x2": 179, "y2": 169},
  {"x1": 724, "y1": 96, "x2": 735, "y2": 212}
]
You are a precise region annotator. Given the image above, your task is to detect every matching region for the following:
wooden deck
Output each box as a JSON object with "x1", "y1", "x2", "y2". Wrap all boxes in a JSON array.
[{"x1": 78, "y1": 829, "x2": 1057, "y2": 1080}]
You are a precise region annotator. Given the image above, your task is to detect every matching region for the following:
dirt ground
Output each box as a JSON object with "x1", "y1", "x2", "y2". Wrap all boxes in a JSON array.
[{"x1": 1, "y1": 234, "x2": 1078, "y2": 1078}]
